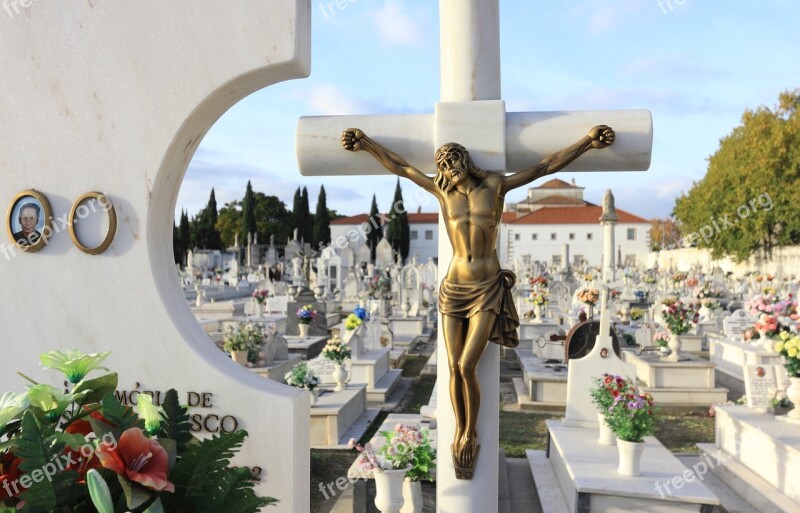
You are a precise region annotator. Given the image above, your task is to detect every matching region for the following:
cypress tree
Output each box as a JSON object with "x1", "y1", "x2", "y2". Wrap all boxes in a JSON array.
[
  {"x1": 241, "y1": 180, "x2": 257, "y2": 245},
  {"x1": 386, "y1": 180, "x2": 410, "y2": 262},
  {"x1": 301, "y1": 186, "x2": 313, "y2": 244},
  {"x1": 367, "y1": 195, "x2": 381, "y2": 262},
  {"x1": 313, "y1": 185, "x2": 331, "y2": 249}
]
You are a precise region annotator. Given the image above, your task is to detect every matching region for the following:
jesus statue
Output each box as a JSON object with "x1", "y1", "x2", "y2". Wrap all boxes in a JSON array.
[{"x1": 342, "y1": 125, "x2": 615, "y2": 478}]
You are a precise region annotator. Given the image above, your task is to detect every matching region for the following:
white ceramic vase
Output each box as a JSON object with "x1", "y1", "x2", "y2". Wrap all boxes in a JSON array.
[
  {"x1": 667, "y1": 333, "x2": 681, "y2": 362},
  {"x1": 532, "y1": 304, "x2": 543, "y2": 324},
  {"x1": 299, "y1": 323, "x2": 309, "y2": 338},
  {"x1": 309, "y1": 389, "x2": 318, "y2": 407},
  {"x1": 759, "y1": 331, "x2": 776, "y2": 353},
  {"x1": 616, "y1": 438, "x2": 645, "y2": 476},
  {"x1": 373, "y1": 468, "x2": 409, "y2": 513},
  {"x1": 399, "y1": 478, "x2": 422, "y2": 513},
  {"x1": 786, "y1": 377, "x2": 800, "y2": 419},
  {"x1": 254, "y1": 301, "x2": 264, "y2": 317},
  {"x1": 597, "y1": 412, "x2": 616, "y2": 446},
  {"x1": 332, "y1": 363, "x2": 348, "y2": 392}
]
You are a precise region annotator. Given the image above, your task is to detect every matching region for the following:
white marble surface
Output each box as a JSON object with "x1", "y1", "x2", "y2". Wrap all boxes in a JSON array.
[
  {"x1": 0, "y1": 2, "x2": 310, "y2": 512},
  {"x1": 715, "y1": 405, "x2": 800, "y2": 504},
  {"x1": 564, "y1": 335, "x2": 636, "y2": 428},
  {"x1": 546, "y1": 420, "x2": 719, "y2": 511}
]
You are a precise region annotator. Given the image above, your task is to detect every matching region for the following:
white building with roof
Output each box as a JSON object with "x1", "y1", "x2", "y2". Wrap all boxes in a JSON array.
[{"x1": 330, "y1": 179, "x2": 651, "y2": 268}]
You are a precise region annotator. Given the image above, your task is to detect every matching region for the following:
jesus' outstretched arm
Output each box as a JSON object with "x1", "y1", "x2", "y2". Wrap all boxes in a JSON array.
[
  {"x1": 341, "y1": 128, "x2": 437, "y2": 194},
  {"x1": 501, "y1": 125, "x2": 615, "y2": 193}
]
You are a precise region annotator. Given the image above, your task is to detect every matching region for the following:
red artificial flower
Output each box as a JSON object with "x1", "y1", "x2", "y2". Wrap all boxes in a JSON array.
[
  {"x1": 63, "y1": 420, "x2": 101, "y2": 482},
  {"x1": 96, "y1": 428, "x2": 175, "y2": 493},
  {"x1": 0, "y1": 451, "x2": 25, "y2": 499}
]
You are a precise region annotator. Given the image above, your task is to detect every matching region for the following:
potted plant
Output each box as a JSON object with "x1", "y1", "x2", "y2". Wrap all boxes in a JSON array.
[
  {"x1": 252, "y1": 288, "x2": 270, "y2": 317},
  {"x1": 526, "y1": 290, "x2": 548, "y2": 324},
  {"x1": 601, "y1": 376, "x2": 656, "y2": 477},
  {"x1": 660, "y1": 298, "x2": 698, "y2": 361},
  {"x1": 2, "y1": 349, "x2": 276, "y2": 512},
  {"x1": 322, "y1": 336, "x2": 352, "y2": 391},
  {"x1": 296, "y1": 304, "x2": 317, "y2": 338},
  {"x1": 590, "y1": 374, "x2": 634, "y2": 446},
  {"x1": 773, "y1": 332, "x2": 800, "y2": 419},
  {"x1": 285, "y1": 362, "x2": 321, "y2": 406},
  {"x1": 349, "y1": 423, "x2": 435, "y2": 513},
  {"x1": 653, "y1": 331, "x2": 671, "y2": 355},
  {"x1": 223, "y1": 327, "x2": 251, "y2": 366}
]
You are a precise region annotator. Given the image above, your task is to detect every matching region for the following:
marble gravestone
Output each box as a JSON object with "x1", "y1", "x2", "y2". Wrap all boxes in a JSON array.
[{"x1": 0, "y1": 2, "x2": 311, "y2": 512}]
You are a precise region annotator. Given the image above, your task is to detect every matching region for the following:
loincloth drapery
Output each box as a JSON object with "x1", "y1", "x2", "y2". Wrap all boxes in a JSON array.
[{"x1": 438, "y1": 269, "x2": 520, "y2": 348}]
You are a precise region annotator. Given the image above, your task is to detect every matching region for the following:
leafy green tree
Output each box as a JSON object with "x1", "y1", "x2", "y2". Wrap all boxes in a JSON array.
[
  {"x1": 674, "y1": 90, "x2": 800, "y2": 261},
  {"x1": 240, "y1": 180, "x2": 257, "y2": 246},
  {"x1": 216, "y1": 200, "x2": 243, "y2": 248},
  {"x1": 313, "y1": 185, "x2": 331, "y2": 249},
  {"x1": 367, "y1": 195, "x2": 381, "y2": 262},
  {"x1": 385, "y1": 179, "x2": 410, "y2": 262},
  {"x1": 253, "y1": 192, "x2": 292, "y2": 245}
]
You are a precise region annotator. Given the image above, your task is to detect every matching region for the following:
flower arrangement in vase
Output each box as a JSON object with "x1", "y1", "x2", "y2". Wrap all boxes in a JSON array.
[
  {"x1": 367, "y1": 275, "x2": 392, "y2": 300},
  {"x1": 296, "y1": 305, "x2": 317, "y2": 325},
  {"x1": 252, "y1": 288, "x2": 270, "y2": 304},
  {"x1": 773, "y1": 332, "x2": 800, "y2": 418},
  {"x1": 527, "y1": 290, "x2": 548, "y2": 306},
  {"x1": 0, "y1": 349, "x2": 275, "y2": 512},
  {"x1": 323, "y1": 336, "x2": 352, "y2": 391},
  {"x1": 660, "y1": 298, "x2": 698, "y2": 360},
  {"x1": 529, "y1": 274, "x2": 549, "y2": 289},
  {"x1": 590, "y1": 374, "x2": 634, "y2": 446},
  {"x1": 629, "y1": 307, "x2": 644, "y2": 321},
  {"x1": 595, "y1": 374, "x2": 656, "y2": 476},
  {"x1": 349, "y1": 423, "x2": 435, "y2": 513},
  {"x1": 653, "y1": 331, "x2": 671, "y2": 354},
  {"x1": 353, "y1": 305, "x2": 370, "y2": 321}
]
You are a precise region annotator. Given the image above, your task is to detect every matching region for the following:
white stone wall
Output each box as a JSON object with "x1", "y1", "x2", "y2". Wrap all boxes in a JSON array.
[
  {"x1": 645, "y1": 246, "x2": 800, "y2": 275},
  {"x1": 408, "y1": 221, "x2": 439, "y2": 262}
]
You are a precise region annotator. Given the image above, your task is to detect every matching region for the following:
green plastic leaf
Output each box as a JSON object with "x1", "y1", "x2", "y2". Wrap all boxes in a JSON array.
[
  {"x1": 16, "y1": 411, "x2": 79, "y2": 510},
  {"x1": 86, "y1": 469, "x2": 114, "y2": 513},
  {"x1": 158, "y1": 389, "x2": 192, "y2": 452},
  {"x1": 118, "y1": 474, "x2": 156, "y2": 510},
  {"x1": 72, "y1": 372, "x2": 119, "y2": 405}
]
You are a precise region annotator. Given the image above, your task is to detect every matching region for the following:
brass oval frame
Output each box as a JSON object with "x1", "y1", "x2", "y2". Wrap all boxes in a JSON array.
[
  {"x1": 68, "y1": 192, "x2": 117, "y2": 255},
  {"x1": 6, "y1": 189, "x2": 54, "y2": 253}
]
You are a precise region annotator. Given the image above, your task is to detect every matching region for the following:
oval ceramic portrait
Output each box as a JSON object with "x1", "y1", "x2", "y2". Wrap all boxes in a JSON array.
[
  {"x1": 6, "y1": 189, "x2": 53, "y2": 253},
  {"x1": 68, "y1": 192, "x2": 117, "y2": 255}
]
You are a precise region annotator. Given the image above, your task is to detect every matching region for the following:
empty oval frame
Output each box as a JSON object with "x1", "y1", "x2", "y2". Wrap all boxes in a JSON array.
[
  {"x1": 6, "y1": 189, "x2": 54, "y2": 253},
  {"x1": 68, "y1": 192, "x2": 117, "y2": 255}
]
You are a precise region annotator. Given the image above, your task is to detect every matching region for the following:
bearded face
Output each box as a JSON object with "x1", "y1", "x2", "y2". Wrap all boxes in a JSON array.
[{"x1": 434, "y1": 143, "x2": 475, "y2": 193}]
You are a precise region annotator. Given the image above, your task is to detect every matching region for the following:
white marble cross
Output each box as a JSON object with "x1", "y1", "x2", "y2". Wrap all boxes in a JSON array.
[{"x1": 296, "y1": 2, "x2": 652, "y2": 512}]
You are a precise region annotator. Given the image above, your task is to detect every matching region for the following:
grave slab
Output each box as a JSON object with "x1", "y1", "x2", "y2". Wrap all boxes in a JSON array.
[
  {"x1": 310, "y1": 385, "x2": 370, "y2": 447},
  {"x1": 711, "y1": 405, "x2": 800, "y2": 507},
  {"x1": 286, "y1": 335, "x2": 329, "y2": 360},
  {"x1": 544, "y1": 420, "x2": 719, "y2": 513},
  {"x1": 250, "y1": 354, "x2": 302, "y2": 382},
  {"x1": 623, "y1": 351, "x2": 728, "y2": 406}
]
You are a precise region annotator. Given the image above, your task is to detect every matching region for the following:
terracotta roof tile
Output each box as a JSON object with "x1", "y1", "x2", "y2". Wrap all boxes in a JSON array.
[
  {"x1": 534, "y1": 178, "x2": 581, "y2": 189},
  {"x1": 509, "y1": 206, "x2": 649, "y2": 225}
]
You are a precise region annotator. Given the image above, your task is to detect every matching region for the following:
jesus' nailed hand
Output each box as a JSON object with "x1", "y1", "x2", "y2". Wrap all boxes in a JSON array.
[{"x1": 341, "y1": 125, "x2": 614, "y2": 478}]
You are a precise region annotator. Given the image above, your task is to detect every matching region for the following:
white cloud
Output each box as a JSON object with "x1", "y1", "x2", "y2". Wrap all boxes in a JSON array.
[
  {"x1": 371, "y1": 0, "x2": 425, "y2": 47},
  {"x1": 304, "y1": 84, "x2": 374, "y2": 115}
]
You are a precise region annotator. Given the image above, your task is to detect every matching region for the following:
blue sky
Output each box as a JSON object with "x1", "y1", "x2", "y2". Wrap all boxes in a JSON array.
[{"x1": 177, "y1": 0, "x2": 800, "y2": 222}]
